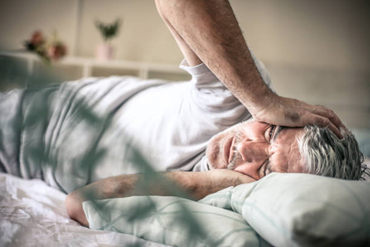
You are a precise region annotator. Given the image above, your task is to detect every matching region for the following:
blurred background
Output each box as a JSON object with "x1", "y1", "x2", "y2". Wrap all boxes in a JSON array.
[{"x1": 0, "y1": 0, "x2": 369, "y2": 129}]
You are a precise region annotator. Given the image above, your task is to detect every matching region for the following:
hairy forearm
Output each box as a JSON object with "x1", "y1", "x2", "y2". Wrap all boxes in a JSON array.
[
  {"x1": 66, "y1": 171, "x2": 245, "y2": 227},
  {"x1": 156, "y1": 0, "x2": 274, "y2": 110},
  {"x1": 70, "y1": 171, "x2": 215, "y2": 201}
]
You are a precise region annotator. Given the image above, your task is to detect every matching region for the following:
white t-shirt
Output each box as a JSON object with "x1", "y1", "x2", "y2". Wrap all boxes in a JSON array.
[
  {"x1": 92, "y1": 58, "x2": 271, "y2": 180},
  {"x1": 40, "y1": 57, "x2": 271, "y2": 192}
]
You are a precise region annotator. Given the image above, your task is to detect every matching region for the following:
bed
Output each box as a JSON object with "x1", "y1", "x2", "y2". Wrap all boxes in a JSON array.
[
  {"x1": 1, "y1": 75, "x2": 369, "y2": 246},
  {"x1": 1, "y1": 160, "x2": 370, "y2": 247}
]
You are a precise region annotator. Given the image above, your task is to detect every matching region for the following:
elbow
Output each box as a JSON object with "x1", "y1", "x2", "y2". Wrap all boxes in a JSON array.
[{"x1": 65, "y1": 191, "x2": 89, "y2": 227}]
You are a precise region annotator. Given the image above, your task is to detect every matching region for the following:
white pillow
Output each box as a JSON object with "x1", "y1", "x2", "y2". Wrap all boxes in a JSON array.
[
  {"x1": 201, "y1": 173, "x2": 370, "y2": 247},
  {"x1": 83, "y1": 195, "x2": 271, "y2": 247}
]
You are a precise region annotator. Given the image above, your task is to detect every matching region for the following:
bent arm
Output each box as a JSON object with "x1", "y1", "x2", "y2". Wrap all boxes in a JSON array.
[
  {"x1": 155, "y1": 0, "x2": 345, "y2": 137},
  {"x1": 155, "y1": 0, "x2": 270, "y2": 109},
  {"x1": 65, "y1": 170, "x2": 255, "y2": 227}
]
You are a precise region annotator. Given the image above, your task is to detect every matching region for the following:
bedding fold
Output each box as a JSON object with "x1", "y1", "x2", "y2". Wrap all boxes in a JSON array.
[{"x1": 0, "y1": 89, "x2": 25, "y2": 177}]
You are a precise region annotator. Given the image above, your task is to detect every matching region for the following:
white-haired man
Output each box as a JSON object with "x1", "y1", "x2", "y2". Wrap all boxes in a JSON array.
[
  {"x1": 0, "y1": 0, "x2": 363, "y2": 227},
  {"x1": 64, "y1": 0, "x2": 363, "y2": 226},
  {"x1": 64, "y1": 118, "x2": 362, "y2": 227}
]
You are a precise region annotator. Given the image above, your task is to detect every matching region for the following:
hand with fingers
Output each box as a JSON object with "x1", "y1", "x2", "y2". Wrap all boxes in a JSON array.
[{"x1": 251, "y1": 93, "x2": 346, "y2": 138}]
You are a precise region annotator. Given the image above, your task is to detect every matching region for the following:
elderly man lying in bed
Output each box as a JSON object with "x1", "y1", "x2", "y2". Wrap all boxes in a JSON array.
[
  {"x1": 0, "y1": 0, "x2": 364, "y2": 227},
  {"x1": 65, "y1": 115, "x2": 363, "y2": 226},
  {"x1": 63, "y1": 0, "x2": 364, "y2": 227}
]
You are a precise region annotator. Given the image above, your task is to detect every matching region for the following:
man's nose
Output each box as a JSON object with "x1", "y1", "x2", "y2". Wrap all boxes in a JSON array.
[{"x1": 236, "y1": 139, "x2": 269, "y2": 163}]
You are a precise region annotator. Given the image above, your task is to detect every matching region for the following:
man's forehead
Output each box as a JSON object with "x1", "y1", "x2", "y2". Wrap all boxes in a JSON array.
[
  {"x1": 270, "y1": 127, "x2": 306, "y2": 173},
  {"x1": 275, "y1": 126, "x2": 304, "y2": 141}
]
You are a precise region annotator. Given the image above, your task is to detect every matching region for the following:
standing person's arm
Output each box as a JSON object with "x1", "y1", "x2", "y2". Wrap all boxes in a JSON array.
[
  {"x1": 155, "y1": 0, "x2": 345, "y2": 138},
  {"x1": 65, "y1": 170, "x2": 255, "y2": 227}
]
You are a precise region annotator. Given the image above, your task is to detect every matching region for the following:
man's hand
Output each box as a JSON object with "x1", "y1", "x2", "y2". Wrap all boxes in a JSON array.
[{"x1": 250, "y1": 93, "x2": 345, "y2": 138}]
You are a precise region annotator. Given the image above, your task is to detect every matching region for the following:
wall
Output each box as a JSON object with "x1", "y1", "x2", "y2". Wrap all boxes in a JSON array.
[
  {"x1": 0, "y1": 0, "x2": 369, "y2": 128},
  {"x1": 232, "y1": 0, "x2": 370, "y2": 71}
]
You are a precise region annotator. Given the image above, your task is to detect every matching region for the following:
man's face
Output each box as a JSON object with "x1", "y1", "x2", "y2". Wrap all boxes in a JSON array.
[{"x1": 206, "y1": 120, "x2": 306, "y2": 180}]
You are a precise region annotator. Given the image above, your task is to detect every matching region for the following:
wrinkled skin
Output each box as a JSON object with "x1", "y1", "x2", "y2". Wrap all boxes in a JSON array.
[{"x1": 206, "y1": 120, "x2": 306, "y2": 180}]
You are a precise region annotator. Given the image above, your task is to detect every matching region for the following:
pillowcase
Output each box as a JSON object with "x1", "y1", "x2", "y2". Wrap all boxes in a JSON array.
[
  {"x1": 201, "y1": 173, "x2": 370, "y2": 247},
  {"x1": 83, "y1": 195, "x2": 271, "y2": 247}
]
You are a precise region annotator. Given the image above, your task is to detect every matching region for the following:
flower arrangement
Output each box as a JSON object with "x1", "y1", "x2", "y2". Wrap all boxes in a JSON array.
[
  {"x1": 24, "y1": 30, "x2": 67, "y2": 62},
  {"x1": 95, "y1": 19, "x2": 121, "y2": 43}
]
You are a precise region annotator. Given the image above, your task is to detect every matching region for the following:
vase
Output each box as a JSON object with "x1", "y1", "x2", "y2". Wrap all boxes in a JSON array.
[{"x1": 96, "y1": 44, "x2": 114, "y2": 61}]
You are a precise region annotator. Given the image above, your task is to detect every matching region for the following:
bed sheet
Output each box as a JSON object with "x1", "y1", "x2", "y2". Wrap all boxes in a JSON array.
[{"x1": 0, "y1": 173, "x2": 170, "y2": 247}]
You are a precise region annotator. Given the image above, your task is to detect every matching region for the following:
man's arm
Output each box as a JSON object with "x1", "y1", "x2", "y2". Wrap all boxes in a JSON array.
[
  {"x1": 65, "y1": 170, "x2": 255, "y2": 227},
  {"x1": 155, "y1": 0, "x2": 345, "y2": 138}
]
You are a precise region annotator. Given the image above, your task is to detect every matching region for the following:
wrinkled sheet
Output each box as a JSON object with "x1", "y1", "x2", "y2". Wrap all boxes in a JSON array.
[{"x1": 0, "y1": 172, "x2": 170, "y2": 247}]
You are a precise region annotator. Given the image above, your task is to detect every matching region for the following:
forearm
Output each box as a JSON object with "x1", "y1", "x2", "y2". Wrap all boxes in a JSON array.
[
  {"x1": 65, "y1": 171, "x2": 242, "y2": 227},
  {"x1": 156, "y1": 0, "x2": 274, "y2": 110},
  {"x1": 69, "y1": 171, "x2": 215, "y2": 201}
]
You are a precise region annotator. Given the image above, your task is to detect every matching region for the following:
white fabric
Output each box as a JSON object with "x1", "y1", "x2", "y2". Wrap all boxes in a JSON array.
[
  {"x1": 101, "y1": 57, "x2": 271, "y2": 176},
  {"x1": 0, "y1": 172, "x2": 169, "y2": 247},
  {"x1": 43, "y1": 57, "x2": 271, "y2": 192},
  {"x1": 83, "y1": 195, "x2": 272, "y2": 247},
  {"x1": 96, "y1": 59, "x2": 250, "y2": 179},
  {"x1": 82, "y1": 172, "x2": 370, "y2": 247},
  {"x1": 0, "y1": 56, "x2": 271, "y2": 193},
  {"x1": 201, "y1": 173, "x2": 370, "y2": 247}
]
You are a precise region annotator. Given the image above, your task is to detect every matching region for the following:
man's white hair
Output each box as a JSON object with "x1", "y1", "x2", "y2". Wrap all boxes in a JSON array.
[{"x1": 297, "y1": 125, "x2": 363, "y2": 180}]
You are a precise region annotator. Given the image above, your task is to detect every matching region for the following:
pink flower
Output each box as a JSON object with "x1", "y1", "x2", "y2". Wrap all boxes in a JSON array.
[{"x1": 47, "y1": 43, "x2": 67, "y2": 61}]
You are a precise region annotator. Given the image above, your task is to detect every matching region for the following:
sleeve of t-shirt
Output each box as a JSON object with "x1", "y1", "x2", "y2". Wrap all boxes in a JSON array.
[
  {"x1": 180, "y1": 50, "x2": 272, "y2": 91},
  {"x1": 179, "y1": 51, "x2": 272, "y2": 126}
]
